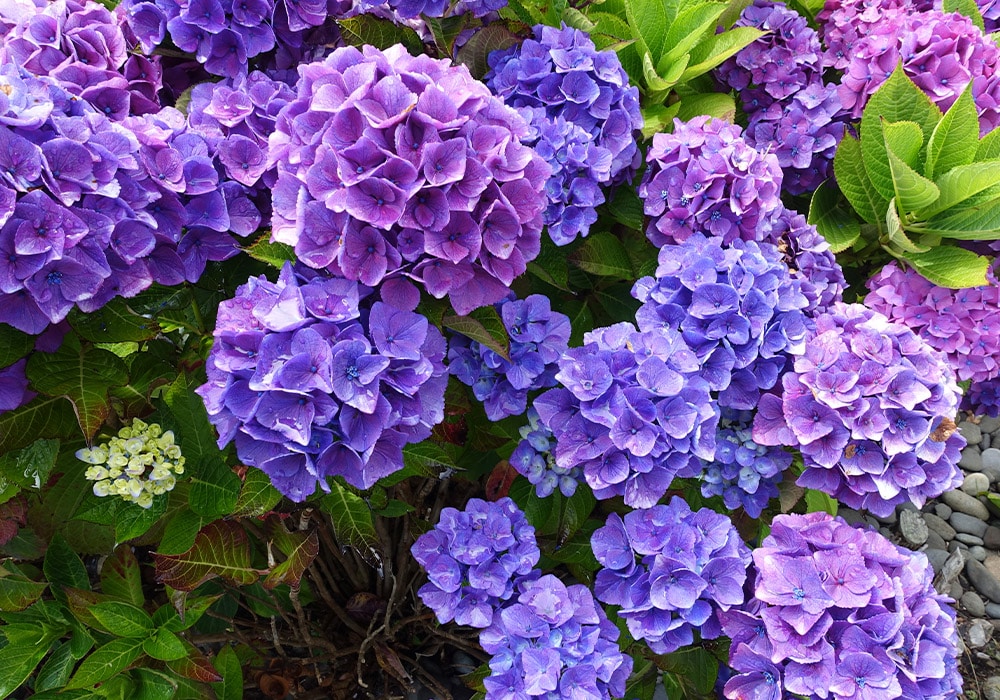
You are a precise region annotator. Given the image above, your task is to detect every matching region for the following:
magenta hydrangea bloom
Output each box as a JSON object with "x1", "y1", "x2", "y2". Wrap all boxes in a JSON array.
[
  {"x1": 197, "y1": 263, "x2": 447, "y2": 500},
  {"x1": 752, "y1": 303, "x2": 965, "y2": 517},
  {"x1": 411, "y1": 497, "x2": 539, "y2": 629},
  {"x1": 269, "y1": 45, "x2": 550, "y2": 315},
  {"x1": 485, "y1": 24, "x2": 643, "y2": 245},
  {"x1": 722, "y1": 512, "x2": 961, "y2": 700},
  {"x1": 866, "y1": 261, "x2": 1000, "y2": 384},
  {"x1": 535, "y1": 322, "x2": 718, "y2": 508},
  {"x1": 817, "y1": 0, "x2": 935, "y2": 70},
  {"x1": 479, "y1": 573, "x2": 632, "y2": 700},
  {"x1": 836, "y1": 9, "x2": 1000, "y2": 133},
  {"x1": 637, "y1": 116, "x2": 783, "y2": 247},
  {"x1": 591, "y1": 496, "x2": 751, "y2": 655}
]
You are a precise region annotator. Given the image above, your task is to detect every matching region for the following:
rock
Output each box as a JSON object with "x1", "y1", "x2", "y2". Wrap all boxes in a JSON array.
[
  {"x1": 967, "y1": 557, "x2": 1000, "y2": 603},
  {"x1": 923, "y1": 512, "x2": 957, "y2": 541},
  {"x1": 926, "y1": 530, "x2": 948, "y2": 551},
  {"x1": 986, "y1": 526, "x2": 1000, "y2": 550},
  {"x1": 836, "y1": 508, "x2": 865, "y2": 527},
  {"x1": 963, "y1": 591, "x2": 988, "y2": 617},
  {"x1": 984, "y1": 447, "x2": 1000, "y2": 472},
  {"x1": 967, "y1": 619, "x2": 994, "y2": 648},
  {"x1": 986, "y1": 496, "x2": 1000, "y2": 520},
  {"x1": 951, "y1": 511, "x2": 989, "y2": 537},
  {"x1": 972, "y1": 545, "x2": 989, "y2": 562},
  {"x1": 872, "y1": 510, "x2": 896, "y2": 526},
  {"x1": 956, "y1": 533, "x2": 986, "y2": 546},
  {"x1": 960, "y1": 421, "x2": 983, "y2": 445},
  {"x1": 948, "y1": 540, "x2": 966, "y2": 554},
  {"x1": 961, "y1": 446, "x2": 984, "y2": 471},
  {"x1": 926, "y1": 548, "x2": 949, "y2": 574},
  {"x1": 942, "y1": 489, "x2": 991, "y2": 520},
  {"x1": 987, "y1": 602, "x2": 1000, "y2": 619},
  {"x1": 899, "y1": 510, "x2": 928, "y2": 547},
  {"x1": 898, "y1": 501, "x2": 918, "y2": 512},
  {"x1": 982, "y1": 416, "x2": 1000, "y2": 434},
  {"x1": 950, "y1": 579, "x2": 964, "y2": 601},
  {"x1": 934, "y1": 503, "x2": 953, "y2": 520},
  {"x1": 984, "y1": 464, "x2": 1000, "y2": 484},
  {"x1": 963, "y1": 471, "x2": 991, "y2": 495},
  {"x1": 935, "y1": 548, "x2": 966, "y2": 594},
  {"x1": 986, "y1": 434, "x2": 993, "y2": 449},
  {"x1": 985, "y1": 675, "x2": 1000, "y2": 700}
]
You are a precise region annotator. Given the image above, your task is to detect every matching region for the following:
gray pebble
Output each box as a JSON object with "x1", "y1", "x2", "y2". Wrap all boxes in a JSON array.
[
  {"x1": 963, "y1": 590, "x2": 988, "y2": 617},
  {"x1": 986, "y1": 434, "x2": 993, "y2": 449},
  {"x1": 942, "y1": 489, "x2": 991, "y2": 520},
  {"x1": 967, "y1": 557, "x2": 1000, "y2": 603},
  {"x1": 960, "y1": 421, "x2": 984, "y2": 445},
  {"x1": 949, "y1": 540, "x2": 966, "y2": 553},
  {"x1": 967, "y1": 619, "x2": 994, "y2": 648},
  {"x1": 950, "y1": 579, "x2": 964, "y2": 601},
  {"x1": 925, "y1": 548, "x2": 949, "y2": 573},
  {"x1": 934, "y1": 503, "x2": 953, "y2": 520},
  {"x1": 872, "y1": 510, "x2": 896, "y2": 526},
  {"x1": 898, "y1": 501, "x2": 918, "y2": 513},
  {"x1": 899, "y1": 510, "x2": 928, "y2": 547},
  {"x1": 984, "y1": 464, "x2": 1000, "y2": 484},
  {"x1": 985, "y1": 675, "x2": 1000, "y2": 700},
  {"x1": 985, "y1": 526, "x2": 1000, "y2": 550},
  {"x1": 972, "y1": 545, "x2": 989, "y2": 562},
  {"x1": 926, "y1": 530, "x2": 948, "y2": 550},
  {"x1": 960, "y1": 446, "x2": 984, "y2": 471},
  {"x1": 923, "y1": 512, "x2": 957, "y2": 541},
  {"x1": 956, "y1": 532, "x2": 986, "y2": 546},
  {"x1": 981, "y1": 416, "x2": 1000, "y2": 434},
  {"x1": 963, "y1": 471, "x2": 991, "y2": 495},
  {"x1": 837, "y1": 508, "x2": 865, "y2": 527},
  {"x1": 987, "y1": 602, "x2": 1000, "y2": 619},
  {"x1": 936, "y1": 548, "x2": 967, "y2": 594},
  {"x1": 986, "y1": 496, "x2": 1000, "y2": 520},
  {"x1": 950, "y1": 511, "x2": 989, "y2": 537},
  {"x1": 984, "y1": 447, "x2": 1000, "y2": 471}
]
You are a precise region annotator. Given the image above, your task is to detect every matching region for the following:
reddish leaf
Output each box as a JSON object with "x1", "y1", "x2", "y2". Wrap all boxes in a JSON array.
[
  {"x1": 100, "y1": 546, "x2": 144, "y2": 607},
  {"x1": 167, "y1": 642, "x2": 224, "y2": 683},
  {"x1": 485, "y1": 461, "x2": 518, "y2": 501},
  {"x1": 153, "y1": 521, "x2": 259, "y2": 592},
  {"x1": 263, "y1": 528, "x2": 318, "y2": 591}
]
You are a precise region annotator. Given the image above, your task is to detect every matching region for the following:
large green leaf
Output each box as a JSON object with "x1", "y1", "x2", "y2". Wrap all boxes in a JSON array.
[
  {"x1": 69, "y1": 298, "x2": 159, "y2": 343},
  {"x1": 0, "y1": 625, "x2": 62, "y2": 697},
  {"x1": 189, "y1": 458, "x2": 240, "y2": 519},
  {"x1": 569, "y1": 231, "x2": 634, "y2": 279},
  {"x1": 675, "y1": 93, "x2": 736, "y2": 123},
  {"x1": 66, "y1": 637, "x2": 144, "y2": 690},
  {"x1": 586, "y1": 11, "x2": 634, "y2": 51},
  {"x1": 161, "y1": 373, "x2": 226, "y2": 467},
  {"x1": 90, "y1": 601, "x2": 154, "y2": 638},
  {"x1": 455, "y1": 23, "x2": 522, "y2": 80},
  {"x1": 886, "y1": 148, "x2": 940, "y2": 213},
  {"x1": 925, "y1": 86, "x2": 979, "y2": 179},
  {"x1": 34, "y1": 641, "x2": 76, "y2": 693},
  {"x1": 0, "y1": 438, "x2": 59, "y2": 491},
  {"x1": 884, "y1": 200, "x2": 930, "y2": 254},
  {"x1": 100, "y1": 546, "x2": 144, "y2": 607},
  {"x1": 143, "y1": 628, "x2": 187, "y2": 661},
  {"x1": 881, "y1": 120, "x2": 924, "y2": 168},
  {"x1": 213, "y1": 645, "x2": 243, "y2": 700},
  {"x1": 899, "y1": 246, "x2": 991, "y2": 288},
  {"x1": 232, "y1": 467, "x2": 283, "y2": 517},
  {"x1": 44, "y1": 533, "x2": 90, "y2": 601},
  {"x1": 26, "y1": 335, "x2": 127, "y2": 439},
  {"x1": 977, "y1": 126, "x2": 1000, "y2": 159},
  {"x1": 916, "y1": 197, "x2": 1000, "y2": 238},
  {"x1": 319, "y1": 480, "x2": 379, "y2": 565},
  {"x1": 917, "y1": 161, "x2": 1000, "y2": 218},
  {"x1": 0, "y1": 563, "x2": 47, "y2": 612},
  {"x1": 834, "y1": 134, "x2": 889, "y2": 225},
  {"x1": 807, "y1": 180, "x2": 863, "y2": 252},
  {"x1": 263, "y1": 528, "x2": 319, "y2": 590},
  {"x1": 243, "y1": 235, "x2": 295, "y2": 269},
  {"x1": 623, "y1": 0, "x2": 666, "y2": 59},
  {"x1": 443, "y1": 305, "x2": 511, "y2": 362},
  {"x1": 660, "y1": 1, "x2": 726, "y2": 67},
  {"x1": 0, "y1": 324, "x2": 35, "y2": 369},
  {"x1": 337, "y1": 14, "x2": 423, "y2": 52},
  {"x1": 680, "y1": 26, "x2": 764, "y2": 80},
  {"x1": 153, "y1": 521, "x2": 259, "y2": 591}
]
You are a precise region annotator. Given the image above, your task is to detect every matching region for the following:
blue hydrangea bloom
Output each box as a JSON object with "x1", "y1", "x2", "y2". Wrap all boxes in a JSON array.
[
  {"x1": 509, "y1": 407, "x2": 582, "y2": 498},
  {"x1": 449, "y1": 294, "x2": 570, "y2": 421},
  {"x1": 411, "y1": 497, "x2": 539, "y2": 629},
  {"x1": 197, "y1": 263, "x2": 448, "y2": 500},
  {"x1": 769, "y1": 207, "x2": 846, "y2": 315},
  {"x1": 485, "y1": 24, "x2": 643, "y2": 245},
  {"x1": 965, "y1": 378, "x2": 1000, "y2": 417},
  {"x1": 591, "y1": 496, "x2": 751, "y2": 655}
]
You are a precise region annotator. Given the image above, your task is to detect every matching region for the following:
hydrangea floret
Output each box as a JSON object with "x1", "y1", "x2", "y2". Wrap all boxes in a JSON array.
[
  {"x1": 76, "y1": 419, "x2": 185, "y2": 509},
  {"x1": 637, "y1": 116, "x2": 783, "y2": 247},
  {"x1": 866, "y1": 261, "x2": 1000, "y2": 384},
  {"x1": 591, "y1": 496, "x2": 751, "y2": 654},
  {"x1": 448, "y1": 294, "x2": 570, "y2": 421},
  {"x1": 770, "y1": 207, "x2": 846, "y2": 315},
  {"x1": 632, "y1": 233, "x2": 812, "y2": 412},
  {"x1": 535, "y1": 322, "x2": 718, "y2": 508},
  {"x1": 354, "y1": 0, "x2": 505, "y2": 19},
  {"x1": 410, "y1": 497, "x2": 539, "y2": 628},
  {"x1": 818, "y1": 0, "x2": 936, "y2": 70},
  {"x1": 965, "y1": 378, "x2": 1000, "y2": 417},
  {"x1": 0, "y1": 359, "x2": 35, "y2": 416},
  {"x1": 485, "y1": 24, "x2": 643, "y2": 245},
  {"x1": 269, "y1": 44, "x2": 550, "y2": 315},
  {"x1": 753, "y1": 302, "x2": 965, "y2": 517},
  {"x1": 479, "y1": 573, "x2": 633, "y2": 700},
  {"x1": 722, "y1": 512, "x2": 961, "y2": 699},
  {"x1": 508, "y1": 406, "x2": 582, "y2": 498},
  {"x1": 197, "y1": 263, "x2": 447, "y2": 501}
]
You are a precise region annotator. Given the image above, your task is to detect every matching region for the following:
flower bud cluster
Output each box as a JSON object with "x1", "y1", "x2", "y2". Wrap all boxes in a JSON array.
[
  {"x1": 77, "y1": 419, "x2": 185, "y2": 509},
  {"x1": 508, "y1": 407, "x2": 582, "y2": 498}
]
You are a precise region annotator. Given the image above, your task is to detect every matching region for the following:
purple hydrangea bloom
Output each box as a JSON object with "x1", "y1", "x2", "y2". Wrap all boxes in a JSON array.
[
  {"x1": 697, "y1": 409, "x2": 791, "y2": 518},
  {"x1": 449, "y1": 294, "x2": 570, "y2": 421},
  {"x1": 965, "y1": 378, "x2": 1000, "y2": 417},
  {"x1": 632, "y1": 233, "x2": 812, "y2": 411},
  {"x1": 752, "y1": 303, "x2": 965, "y2": 517},
  {"x1": 637, "y1": 116, "x2": 784, "y2": 247},
  {"x1": 836, "y1": 9, "x2": 1000, "y2": 134},
  {"x1": 535, "y1": 323, "x2": 718, "y2": 508},
  {"x1": 479, "y1": 573, "x2": 632, "y2": 700},
  {"x1": 485, "y1": 24, "x2": 643, "y2": 245},
  {"x1": 722, "y1": 512, "x2": 962, "y2": 700},
  {"x1": 591, "y1": 496, "x2": 751, "y2": 655},
  {"x1": 769, "y1": 207, "x2": 846, "y2": 315},
  {"x1": 509, "y1": 407, "x2": 583, "y2": 498},
  {"x1": 817, "y1": 0, "x2": 936, "y2": 70},
  {"x1": 980, "y1": 0, "x2": 1000, "y2": 31},
  {"x1": 866, "y1": 261, "x2": 1000, "y2": 384},
  {"x1": 197, "y1": 264, "x2": 447, "y2": 500},
  {"x1": 353, "y1": 0, "x2": 505, "y2": 18},
  {"x1": 411, "y1": 497, "x2": 539, "y2": 629},
  {"x1": 0, "y1": 358, "x2": 35, "y2": 415},
  {"x1": 269, "y1": 45, "x2": 550, "y2": 315}
]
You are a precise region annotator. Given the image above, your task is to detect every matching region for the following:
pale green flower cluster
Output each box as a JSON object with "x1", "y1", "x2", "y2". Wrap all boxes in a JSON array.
[{"x1": 76, "y1": 420, "x2": 185, "y2": 509}]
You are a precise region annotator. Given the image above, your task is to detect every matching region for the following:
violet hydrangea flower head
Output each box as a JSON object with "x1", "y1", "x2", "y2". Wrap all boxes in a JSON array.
[
  {"x1": 769, "y1": 207, "x2": 846, "y2": 314},
  {"x1": 965, "y1": 377, "x2": 1000, "y2": 417},
  {"x1": 837, "y1": 9, "x2": 1000, "y2": 133},
  {"x1": 353, "y1": 0, "x2": 506, "y2": 19},
  {"x1": 535, "y1": 322, "x2": 718, "y2": 508},
  {"x1": 479, "y1": 573, "x2": 632, "y2": 700},
  {"x1": 722, "y1": 512, "x2": 961, "y2": 700},
  {"x1": 509, "y1": 406, "x2": 583, "y2": 498},
  {"x1": 269, "y1": 44, "x2": 550, "y2": 315},
  {"x1": 817, "y1": 0, "x2": 936, "y2": 70},
  {"x1": 866, "y1": 261, "x2": 1000, "y2": 384},
  {"x1": 753, "y1": 302, "x2": 965, "y2": 517},
  {"x1": 638, "y1": 116, "x2": 784, "y2": 247},
  {"x1": 484, "y1": 24, "x2": 643, "y2": 245},
  {"x1": 448, "y1": 294, "x2": 570, "y2": 421},
  {"x1": 591, "y1": 496, "x2": 751, "y2": 655},
  {"x1": 197, "y1": 263, "x2": 448, "y2": 500},
  {"x1": 632, "y1": 233, "x2": 812, "y2": 411},
  {"x1": 0, "y1": 358, "x2": 35, "y2": 415},
  {"x1": 411, "y1": 497, "x2": 539, "y2": 629}
]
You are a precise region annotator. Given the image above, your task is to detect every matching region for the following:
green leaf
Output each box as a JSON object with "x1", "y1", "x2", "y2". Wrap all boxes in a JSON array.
[
  {"x1": 660, "y1": 2, "x2": 726, "y2": 67},
  {"x1": 263, "y1": 527, "x2": 319, "y2": 590},
  {"x1": 569, "y1": 231, "x2": 634, "y2": 279},
  {"x1": 884, "y1": 200, "x2": 930, "y2": 254},
  {"x1": 0, "y1": 323, "x2": 35, "y2": 369},
  {"x1": 944, "y1": 0, "x2": 985, "y2": 29},
  {"x1": 623, "y1": 0, "x2": 665, "y2": 59},
  {"x1": 642, "y1": 50, "x2": 684, "y2": 93},
  {"x1": 624, "y1": 661, "x2": 658, "y2": 700},
  {"x1": 0, "y1": 626, "x2": 61, "y2": 697},
  {"x1": 69, "y1": 299, "x2": 159, "y2": 343},
  {"x1": 640, "y1": 101, "x2": 681, "y2": 140},
  {"x1": 26, "y1": 335, "x2": 128, "y2": 439},
  {"x1": 662, "y1": 647, "x2": 719, "y2": 696},
  {"x1": 161, "y1": 373, "x2": 226, "y2": 468},
  {"x1": 917, "y1": 160, "x2": 1000, "y2": 218},
  {"x1": 675, "y1": 92, "x2": 736, "y2": 123},
  {"x1": 455, "y1": 23, "x2": 522, "y2": 80},
  {"x1": 243, "y1": 235, "x2": 295, "y2": 269},
  {"x1": 115, "y1": 497, "x2": 167, "y2": 543},
  {"x1": 0, "y1": 396, "x2": 80, "y2": 453},
  {"x1": 0, "y1": 438, "x2": 59, "y2": 491},
  {"x1": 66, "y1": 637, "x2": 144, "y2": 689},
  {"x1": 925, "y1": 86, "x2": 979, "y2": 179},
  {"x1": 0, "y1": 563, "x2": 47, "y2": 611},
  {"x1": 804, "y1": 489, "x2": 838, "y2": 515},
  {"x1": 375, "y1": 499, "x2": 415, "y2": 517},
  {"x1": 44, "y1": 533, "x2": 90, "y2": 601},
  {"x1": 680, "y1": 26, "x2": 764, "y2": 80},
  {"x1": 916, "y1": 196, "x2": 1000, "y2": 238},
  {"x1": 213, "y1": 645, "x2": 243, "y2": 700},
  {"x1": 443, "y1": 306, "x2": 511, "y2": 362},
  {"x1": 143, "y1": 628, "x2": 186, "y2": 661},
  {"x1": 158, "y1": 507, "x2": 209, "y2": 555},
  {"x1": 91, "y1": 602, "x2": 154, "y2": 638},
  {"x1": 807, "y1": 180, "x2": 863, "y2": 252},
  {"x1": 881, "y1": 120, "x2": 924, "y2": 168},
  {"x1": 153, "y1": 521, "x2": 259, "y2": 592},
  {"x1": 319, "y1": 481, "x2": 379, "y2": 565},
  {"x1": 423, "y1": 14, "x2": 472, "y2": 55},
  {"x1": 100, "y1": 546, "x2": 144, "y2": 607},
  {"x1": 584, "y1": 11, "x2": 633, "y2": 52},
  {"x1": 886, "y1": 147, "x2": 940, "y2": 212},
  {"x1": 860, "y1": 66, "x2": 942, "y2": 200},
  {"x1": 527, "y1": 237, "x2": 571, "y2": 292},
  {"x1": 605, "y1": 185, "x2": 645, "y2": 231},
  {"x1": 898, "y1": 246, "x2": 991, "y2": 288},
  {"x1": 232, "y1": 467, "x2": 283, "y2": 517},
  {"x1": 337, "y1": 13, "x2": 423, "y2": 52},
  {"x1": 189, "y1": 458, "x2": 240, "y2": 519},
  {"x1": 977, "y1": 125, "x2": 1000, "y2": 160},
  {"x1": 34, "y1": 641, "x2": 77, "y2": 692},
  {"x1": 134, "y1": 669, "x2": 178, "y2": 700}
]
